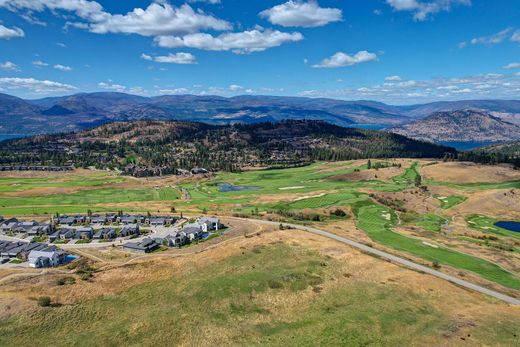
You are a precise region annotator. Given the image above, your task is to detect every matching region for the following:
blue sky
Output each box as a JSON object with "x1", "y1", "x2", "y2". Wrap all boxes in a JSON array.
[{"x1": 0, "y1": 0, "x2": 519, "y2": 104}]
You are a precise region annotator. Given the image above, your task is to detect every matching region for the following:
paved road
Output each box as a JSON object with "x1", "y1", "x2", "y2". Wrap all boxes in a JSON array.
[{"x1": 240, "y1": 218, "x2": 520, "y2": 306}]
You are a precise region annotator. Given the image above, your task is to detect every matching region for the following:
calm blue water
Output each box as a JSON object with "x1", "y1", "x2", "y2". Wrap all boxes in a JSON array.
[
  {"x1": 495, "y1": 221, "x2": 520, "y2": 233},
  {"x1": 64, "y1": 255, "x2": 79, "y2": 263},
  {"x1": 0, "y1": 134, "x2": 27, "y2": 142},
  {"x1": 217, "y1": 183, "x2": 260, "y2": 193},
  {"x1": 437, "y1": 141, "x2": 498, "y2": 151}
]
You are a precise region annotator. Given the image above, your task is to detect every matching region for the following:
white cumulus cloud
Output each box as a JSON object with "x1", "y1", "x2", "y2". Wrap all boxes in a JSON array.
[
  {"x1": 0, "y1": 24, "x2": 24, "y2": 39},
  {"x1": 229, "y1": 84, "x2": 243, "y2": 91},
  {"x1": 312, "y1": 51, "x2": 378, "y2": 68},
  {"x1": 385, "y1": 75, "x2": 402, "y2": 81},
  {"x1": 0, "y1": 77, "x2": 77, "y2": 93},
  {"x1": 54, "y1": 64, "x2": 72, "y2": 71},
  {"x1": 386, "y1": 0, "x2": 471, "y2": 21},
  {"x1": 0, "y1": 1, "x2": 231, "y2": 37},
  {"x1": 0, "y1": 61, "x2": 20, "y2": 71},
  {"x1": 141, "y1": 52, "x2": 197, "y2": 64},
  {"x1": 32, "y1": 60, "x2": 49, "y2": 67},
  {"x1": 155, "y1": 28, "x2": 303, "y2": 54},
  {"x1": 459, "y1": 27, "x2": 514, "y2": 48},
  {"x1": 98, "y1": 81, "x2": 126, "y2": 92},
  {"x1": 503, "y1": 62, "x2": 520, "y2": 70},
  {"x1": 259, "y1": 1, "x2": 342, "y2": 28}
]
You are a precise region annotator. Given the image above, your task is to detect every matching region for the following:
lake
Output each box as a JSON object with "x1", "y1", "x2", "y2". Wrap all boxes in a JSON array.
[
  {"x1": 495, "y1": 221, "x2": 520, "y2": 233},
  {"x1": 0, "y1": 134, "x2": 27, "y2": 142},
  {"x1": 437, "y1": 141, "x2": 498, "y2": 151},
  {"x1": 217, "y1": 183, "x2": 260, "y2": 193}
]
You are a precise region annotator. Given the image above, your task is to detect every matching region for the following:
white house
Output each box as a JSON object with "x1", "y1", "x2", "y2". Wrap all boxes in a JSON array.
[
  {"x1": 28, "y1": 248, "x2": 61, "y2": 268},
  {"x1": 196, "y1": 217, "x2": 221, "y2": 232}
]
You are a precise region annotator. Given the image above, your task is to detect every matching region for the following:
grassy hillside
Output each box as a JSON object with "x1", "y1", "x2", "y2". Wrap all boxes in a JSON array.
[{"x1": 1, "y1": 243, "x2": 519, "y2": 346}]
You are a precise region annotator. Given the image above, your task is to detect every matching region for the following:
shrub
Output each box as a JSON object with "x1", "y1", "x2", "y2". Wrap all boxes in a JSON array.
[
  {"x1": 330, "y1": 208, "x2": 347, "y2": 217},
  {"x1": 37, "y1": 296, "x2": 51, "y2": 307},
  {"x1": 267, "y1": 279, "x2": 283, "y2": 289},
  {"x1": 56, "y1": 277, "x2": 76, "y2": 286}
]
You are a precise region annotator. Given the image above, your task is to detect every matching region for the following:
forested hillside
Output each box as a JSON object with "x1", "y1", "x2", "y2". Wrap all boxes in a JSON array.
[{"x1": 0, "y1": 120, "x2": 455, "y2": 175}]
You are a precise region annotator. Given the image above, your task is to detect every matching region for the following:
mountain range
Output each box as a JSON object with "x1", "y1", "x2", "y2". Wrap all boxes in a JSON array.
[
  {"x1": 1, "y1": 92, "x2": 520, "y2": 136},
  {"x1": 389, "y1": 110, "x2": 520, "y2": 142}
]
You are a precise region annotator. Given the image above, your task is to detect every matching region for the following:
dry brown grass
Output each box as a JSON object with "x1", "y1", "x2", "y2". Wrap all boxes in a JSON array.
[{"x1": 422, "y1": 161, "x2": 520, "y2": 184}]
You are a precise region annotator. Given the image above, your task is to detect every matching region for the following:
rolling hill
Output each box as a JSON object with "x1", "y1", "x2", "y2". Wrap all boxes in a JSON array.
[
  {"x1": 389, "y1": 110, "x2": 520, "y2": 142},
  {"x1": 0, "y1": 120, "x2": 456, "y2": 174}
]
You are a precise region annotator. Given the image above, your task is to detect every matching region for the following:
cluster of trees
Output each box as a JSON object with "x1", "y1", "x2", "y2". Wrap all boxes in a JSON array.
[{"x1": 454, "y1": 151, "x2": 520, "y2": 169}]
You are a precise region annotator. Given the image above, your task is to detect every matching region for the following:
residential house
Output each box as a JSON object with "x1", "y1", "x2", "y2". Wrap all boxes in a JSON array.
[
  {"x1": 118, "y1": 215, "x2": 145, "y2": 224},
  {"x1": 74, "y1": 227, "x2": 93, "y2": 240},
  {"x1": 0, "y1": 218, "x2": 19, "y2": 233},
  {"x1": 57, "y1": 215, "x2": 85, "y2": 225},
  {"x1": 16, "y1": 242, "x2": 47, "y2": 260},
  {"x1": 120, "y1": 224, "x2": 139, "y2": 237},
  {"x1": 147, "y1": 216, "x2": 175, "y2": 226},
  {"x1": 123, "y1": 238, "x2": 160, "y2": 253},
  {"x1": 164, "y1": 232, "x2": 188, "y2": 247},
  {"x1": 90, "y1": 215, "x2": 107, "y2": 224},
  {"x1": 106, "y1": 214, "x2": 118, "y2": 223},
  {"x1": 28, "y1": 247, "x2": 64, "y2": 268},
  {"x1": 0, "y1": 241, "x2": 25, "y2": 257},
  {"x1": 27, "y1": 224, "x2": 52, "y2": 237},
  {"x1": 182, "y1": 224, "x2": 203, "y2": 241},
  {"x1": 93, "y1": 228, "x2": 116, "y2": 240},
  {"x1": 196, "y1": 217, "x2": 221, "y2": 232},
  {"x1": 58, "y1": 228, "x2": 75, "y2": 241}
]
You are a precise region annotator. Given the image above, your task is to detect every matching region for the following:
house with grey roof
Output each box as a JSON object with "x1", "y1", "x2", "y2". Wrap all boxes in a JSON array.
[
  {"x1": 0, "y1": 218, "x2": 19, "y2": 233},
  {"x1": 74, "y1": 227, "x2": 93, "y2": 240},
  {"x1": 118, "y1": 215, "x2": 145, "y2": 224},
  {"x1": 57, "y1": 228, "x2": 75, "y2": 241},
  {"x1": 27, "y1": 224, "x2": 52, "y2": 236},
  {"x1": 120, "y1": 224, "x2": 139, "y2": 237},
  {"x1": 90, "y1": 215, "x2": 107, "y2": 224},
  {"x1": 123, "y1": 238, "x2": 160, "y2": 253},
  {"x1": 57, "y1": 215, "x2": 84, "y2": 225},
  {"x1": 0, "y1": 241, "x2": 25, "y2": 258},
  {"x1": 182, "y1": 224, "x2": 204, "y2": 241},
  {"x1": 164, "y1": 232, "x2": 188, "y2": 247},
  {"x1": 28, "y1": 247, "x2": 64, "y2": 268},
  {"x1": 93, "y1": 228, "x2": 116, "y2": 240}
]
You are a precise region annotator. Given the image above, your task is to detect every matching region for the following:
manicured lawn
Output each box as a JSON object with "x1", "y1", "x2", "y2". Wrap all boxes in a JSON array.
[
  {"x1": 415, "y1": 213, "x2": 447, "y2": 232},
  {"x1": 436, "y1": 195, "x2": 467, "y2": 209},
  {"x1": 0, "y1": 187, "x2": 179, "y2": 215},
  {"x1": 466, "y1": 214, "x2": 520, "y2": 240},
  {"x1": 352, "y1": 200, "x2": 520, "y2": 290}
]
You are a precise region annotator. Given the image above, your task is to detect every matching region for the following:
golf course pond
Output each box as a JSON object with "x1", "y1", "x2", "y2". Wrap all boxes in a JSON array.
[
  {"x1": 217, "y1": 183, "x2": 260, "y2": 193},
  {"x1": 495, "y1": 221, "x2": 520, "y2": 233}
]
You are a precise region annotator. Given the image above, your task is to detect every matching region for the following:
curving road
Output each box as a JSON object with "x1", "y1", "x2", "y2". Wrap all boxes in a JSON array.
[{"x1": 237, "y1": 218, "x2": 520, "y2": 306}]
